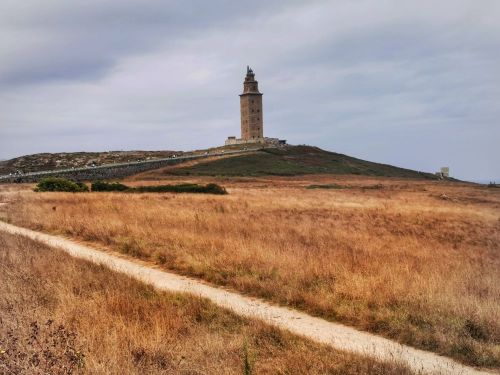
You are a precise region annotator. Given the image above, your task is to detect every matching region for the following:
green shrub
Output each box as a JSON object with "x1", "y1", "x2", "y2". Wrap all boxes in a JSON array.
[
  {"x1": 90, "y1": 181, "x2": 227, "y2": 195},
  {"x1": 203, "y1": 183, "x2": 228, "y2": 195},
  {"x1": 91, "y1": 181, "x2": 130, "y2": 192},
  {"x1": 135, "y1": 183, "x2": 227, "y2": 195},
  {"x1": 75, "y1": 182, "x2": 88, "y2": 191},
  {"x1": 34, "y1": 177, "x2": 89, "y2": 192}
]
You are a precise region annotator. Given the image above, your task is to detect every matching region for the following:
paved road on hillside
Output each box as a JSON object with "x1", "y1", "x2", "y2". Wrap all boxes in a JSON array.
[{"x1": 0, "y1": 221, "x2": 495, "y2": 375}]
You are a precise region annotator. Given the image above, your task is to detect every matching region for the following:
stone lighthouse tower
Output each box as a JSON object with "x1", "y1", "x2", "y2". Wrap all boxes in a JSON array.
[
  {"x1": 239, "y1": 66, "x2": 263, "y2": 140},
  {"x1": 225, "y1": 67, "x2": 284, "y2": 146}
]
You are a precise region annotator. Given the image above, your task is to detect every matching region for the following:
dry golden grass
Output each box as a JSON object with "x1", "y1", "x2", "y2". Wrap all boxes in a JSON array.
[
  {"x1": 0, "y1": 231, "x2": 415, "y2": 374},
  {"x1": 1, "y1": 175, "x2": 499, "y2": 368}
]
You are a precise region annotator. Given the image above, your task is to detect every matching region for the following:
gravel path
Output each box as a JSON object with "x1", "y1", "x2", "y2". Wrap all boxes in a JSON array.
[{"x1": 0, "y1": 220, "x2": 495, "y2": 375}]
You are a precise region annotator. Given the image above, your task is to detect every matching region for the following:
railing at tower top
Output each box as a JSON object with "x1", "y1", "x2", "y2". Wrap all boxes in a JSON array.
[{"x1": 0, "y1": 147, "x2": 268, "y2": 181}]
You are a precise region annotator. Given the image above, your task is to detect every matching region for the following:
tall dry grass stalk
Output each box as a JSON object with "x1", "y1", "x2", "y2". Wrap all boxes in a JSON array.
[
  {"x1": 1, "y1": 176, "x2": 499, "y2": 367},
  {"x1": 0, "y1": 231, "x2": 415, "y2": 374}
]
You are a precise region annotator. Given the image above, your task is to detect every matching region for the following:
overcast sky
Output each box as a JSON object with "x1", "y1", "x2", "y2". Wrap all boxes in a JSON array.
[{"x1": 0, "y1": 0, "x2": 499, "y2": 181}]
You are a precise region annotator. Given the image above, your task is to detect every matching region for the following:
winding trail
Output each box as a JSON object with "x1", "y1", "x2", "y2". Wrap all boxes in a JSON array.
[{"x1": 0, "y1": 220, "x2": 494, "y2": 375}]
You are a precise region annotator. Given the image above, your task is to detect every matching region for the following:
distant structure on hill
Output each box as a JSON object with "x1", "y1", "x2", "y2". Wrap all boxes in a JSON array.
[
  {"x1": 226, "y1": 66, "x2": 286, "y2": 146},
  {"x1": 435, "y1": 167, "x2": 450, "y2": 178}
]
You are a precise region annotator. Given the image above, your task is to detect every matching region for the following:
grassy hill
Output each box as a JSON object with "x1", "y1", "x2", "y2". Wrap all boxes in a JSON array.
[
  {"x1": 166, "y1": 145, "x2": 437, "y2": 179},
  {"x1": 1, "y1": 145, "x2": 438, "y2": 180}
]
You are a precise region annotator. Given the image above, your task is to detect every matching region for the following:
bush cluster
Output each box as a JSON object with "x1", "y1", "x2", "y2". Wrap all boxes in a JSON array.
[
  {"x1": 135, "y1": 183, "x2": 227, "y2": 195},
  {"x1": 34, "y1": 177, "x2": 88, "y2": 192},
  {"x1": 91, "y1": 181, "x2": 129, "y2": 192},
  {"x1": 90, "y1": 180, "x2": 227, "y2": 195},
  {"x1": 34, "y1": 178, "x2": 227, "y2": 195}
]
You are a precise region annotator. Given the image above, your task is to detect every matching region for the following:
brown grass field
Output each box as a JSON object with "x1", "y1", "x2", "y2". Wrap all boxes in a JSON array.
[
  {"x1": 0, "y1": 175, "x2": 499, "y2": 368},
  {"x1": 0, "y1": 231, "x2": 415, "y2": 374}
]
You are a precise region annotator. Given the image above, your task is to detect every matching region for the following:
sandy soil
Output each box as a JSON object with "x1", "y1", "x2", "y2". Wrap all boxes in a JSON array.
[{"x1": 0, "y1": 220, "x2": 495, "y2": 375}]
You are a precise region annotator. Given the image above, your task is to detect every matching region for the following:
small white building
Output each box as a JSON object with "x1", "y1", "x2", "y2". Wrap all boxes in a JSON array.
[{"x1": 435, "y1": 167, "x2": 450, "y2": 178}]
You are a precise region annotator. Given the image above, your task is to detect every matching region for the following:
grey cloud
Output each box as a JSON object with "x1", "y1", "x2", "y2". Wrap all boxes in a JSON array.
[{"x1": 0, "y1": 0, "x2": 303, "y2": 86}]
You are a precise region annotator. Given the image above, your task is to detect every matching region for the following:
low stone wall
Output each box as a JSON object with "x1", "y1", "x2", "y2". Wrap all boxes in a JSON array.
[
  {"x1": 225, "y1": 137, "x2": 286, "y2": 146},
  {"x1": 0, "y1": 150, "x2": 253, "y2": 183}
]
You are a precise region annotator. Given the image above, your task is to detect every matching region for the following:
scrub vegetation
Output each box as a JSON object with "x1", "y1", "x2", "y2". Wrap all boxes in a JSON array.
[
  {"x1": 35, "y1": 177, "x2": 89, "y2": 192},
  {"x1": 164, "y1": 146, "x2": 438, "y2": 178},
  {"x1": 33, "y1": 178, "x2": 227, "y2": 195},
  {"x1": 91, "y1": 181, "x2": 227, "y2": 194}
]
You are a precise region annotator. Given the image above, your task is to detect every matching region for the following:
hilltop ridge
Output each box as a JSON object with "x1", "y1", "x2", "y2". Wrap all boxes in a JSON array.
[{"x1": 1, "y1": 145, "x2": 438, "y2": 180}]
